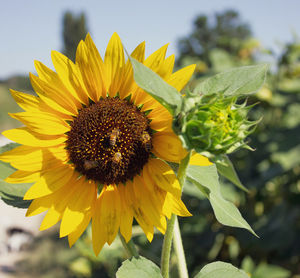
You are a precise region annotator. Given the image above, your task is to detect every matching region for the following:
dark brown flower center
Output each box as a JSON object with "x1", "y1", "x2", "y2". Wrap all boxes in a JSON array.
[{"x1": 66, "y1": 97, "x2": 152, "y2": 184}]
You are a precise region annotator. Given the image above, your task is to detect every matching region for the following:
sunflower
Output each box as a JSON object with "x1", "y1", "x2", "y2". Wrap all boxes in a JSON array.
[{"x1": 0, "y1": 33, "x2": 211, "y2": 255}]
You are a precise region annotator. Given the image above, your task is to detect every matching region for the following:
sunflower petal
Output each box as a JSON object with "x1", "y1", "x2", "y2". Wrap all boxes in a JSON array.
[
  {"x1": 164, "y1": 193, "x2": 191, "y2": 217},
  {"x1": 9, "y1": 111, "x2": 70, "y2": 135},
  {"x1": 144, "y1": 44, "x2": 169, "y2": 73},
  {"x1": 76, "y1": 39, "x2": 105, "y2": 101},
  {"x1": 133, "y1": 176, "x2": 167, "y2": 234},
  {"x1": 152, "y1": 132, "x2": 187, "y2": 163},
  {"x1": 39, "y1": 173, "x2": 79, "y2": 230},
  {"x1": 34, "y1": 60, "x2": 82, "y2": 109},
  {"x1": 123, "y1": 181, "x2": 154, "y2": 242},
  {"x1": 166, "y1": 64, "x2": 196, "y2": 91},
  {"x1": 51, "y1": 50, "x2": 89, "y2": 105},
  {"x1": 60, "y1": 178, "x2": 96, "y2": 237},
  {"x1": 5, "y1": 170, "x2": 40, "y2": 184},
  {"x1": 144, "y1": 159, "x2": 181, "y2": 198},
  {"x1": 24, "y1": 165, "x2": 74, "y2": 200},
  {"x1": 190, "y1": 152, "x2": 213, "y2": 166},
  {"x1": 92, "y1": 185, "x2": 121, "y2": 255},
  {"x1": 104, "y1": 33, "x2": 125, "y2": 96},
  {"x1": 119, "y1": 41, "x2": 145, "y2": 98},
  {"x1": 68, "y1": 209, "x2": 92, "y2": 247},
  {"x1": 3, "y1": 127, "x2": 66, "y2": 147},
  {"x1": 0, "y1": 145, "x2": 67, "y2": 171},
  {"x1": 118, "y1": 184, "x2": 133, "y2": 242},
  {"x1": 10, "y1": 89, "x2": 40, "y2": 112}
]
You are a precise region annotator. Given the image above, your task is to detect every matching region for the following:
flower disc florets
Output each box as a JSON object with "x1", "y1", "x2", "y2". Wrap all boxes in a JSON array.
[
  {"x1": 66, "y1": 97, "x2": 152, "y2": 184},
  {"x1": 177, "y1": 93, "x2": 257, "y2": 155}
]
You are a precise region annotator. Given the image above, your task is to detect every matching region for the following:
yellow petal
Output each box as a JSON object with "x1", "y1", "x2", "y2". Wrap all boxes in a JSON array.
[
  {"x1": 39, "y1": 173, "x2": 80, "y2": 231},
  {"x1": 3, "y1": 127, "x2": 66, "y2": 147},
  {"x1": 144, "y1": 158, "x2": 181, "y2": 199},
  {"x1": 92, "y1": 185, "x2": 121, "y2": 255},
  {"x1": 156, "y1": 54, "x2": 175, "y2": 79},
  {"x1": 24, "y1": 165, "x2": 74, "y2": 200},
  {"x1": 76, "y1": 39, "x2": 105, "y2": 102},
  {"x1": 10, "y1": 89, "x2": 72, "y2": 120},
  {"x1": 26, "y1": 194, "x2": 53, "y2": 217},
  {"x1": 34, "y1": 60, "x2": 82, "y2": 109},
  {"x1": 10, "y1": 89, "x2": 40, "y2": 112},
  {"x1": 5, "y1": 170, "x2": 40, "y2": 184},
  {"x1": 190, "y1": 152, "x2": 213, "y2": 166},
  {"x1": 0, "y1": 145, "x2": 67, "y2": 171},
  {"x1": 163, "y1": 193, "x2": 192, "y2": 217},
  {"x1": 68, "y1": 209, "x2": 92, "y2": 247},
  {"x1": 148, "y1": 108, "x2": 172, "y2": 132},
  {"x1": 85, "y1": 34, "x2": 107, "y2": 96},
  {"x1": 30, "y1": 73, "x2": 78, "y2": 116},
  {"x1": 51, "y1": 50, "x2": 89, "y2": 105},
  {"x1": 119, "y1": 41, "x2": 145, "y2": 98},
  {"x1": 124, "y1": 180, "x2": 154, "y2": 242},
  {"x1": 9, "y1": 111, "x2": 70, "y2": 135},
  {"x1": 60, "y1": 178, "x2": 96, "y2": 237},
  {"x1": 118, "y1": 184, "x2": 133, "y2": 242},
  {"x1": 166, "y1": 64, "x2": 196, "y2": 91},
  {"x1": 133, "y1": 175, "x2": 166, "y2": 234},
  {"x1": 144, "y1": 44, "x2": 169, "y2": 73},
  {"x1": 104, "y1": 33, "x2": 125, "y2": 96},
  {"x1": 152, "y1": 132, "x2": 187, "y2": 163}
]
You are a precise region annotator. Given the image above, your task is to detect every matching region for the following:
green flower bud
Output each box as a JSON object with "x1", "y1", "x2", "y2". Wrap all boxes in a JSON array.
[{"x1": 174, "y1": 92, "x2": 258, "y2": 155}]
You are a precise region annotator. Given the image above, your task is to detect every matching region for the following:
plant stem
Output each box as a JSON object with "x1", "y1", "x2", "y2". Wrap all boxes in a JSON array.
[
  {"x1": 160, "y1": 152, "x2": 191, "y2": 278},
  {"x1": 119, "y1": 233, "x2": 139, "y2": 259},
  {"x1": 173, "y1": 217, "x2": 189, "y2": 278},
  {"x1": 161, "y1": 214, "x2": 176, "y2": 278}
]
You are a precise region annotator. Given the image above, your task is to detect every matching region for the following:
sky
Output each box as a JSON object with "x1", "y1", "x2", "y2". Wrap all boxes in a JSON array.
[{"x1": 0, "y1": 0, "x2": 299, "y2": 79}]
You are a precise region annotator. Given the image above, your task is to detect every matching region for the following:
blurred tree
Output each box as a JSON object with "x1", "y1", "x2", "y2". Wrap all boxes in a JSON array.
[
  {"x1": 177, "y1": 10, "x2": 253, "y2": 70},
  {"x1": 176, "y1": 8, "x2": 300, "y2": 278},
  {"x1": 62, "y1": 11, "x2": 88, "y2": 62}
]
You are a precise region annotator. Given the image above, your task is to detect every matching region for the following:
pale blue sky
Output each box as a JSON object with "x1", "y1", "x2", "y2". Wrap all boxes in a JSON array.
[{"x1": 0, "y1": 0, "x2": 299, "y2": 79}]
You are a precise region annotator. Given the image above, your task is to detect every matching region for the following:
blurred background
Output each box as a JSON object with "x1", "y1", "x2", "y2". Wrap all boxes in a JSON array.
[{"x1": 0, "y1": 0, "x2": 299, "y2": 277}]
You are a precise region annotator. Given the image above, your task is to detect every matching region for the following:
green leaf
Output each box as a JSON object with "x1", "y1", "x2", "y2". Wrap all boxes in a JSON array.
[
  {"x1": 213, "y1": 155, "x2": 249, "y2": 192},
  {"x1": 195, "y1": 64, "x2": 268, "y2": 97},
  {"x1": 186, "y1": 164, "x2": 257, "y2": 236},
  {"x1": 194, "y1": 261, "x2": 250, "y2": 278},
  {"x1": 129, "y1": 56, "x2": 182, "y2": 115},
  {"x1": 116, "y1": 256, "x2": 163, "y2": 278},
  {"x1": 252, "y1": 263, "x2": 291, "y2": 278},
  {"x1": 0, "y1": 143, "x2": 32, "y2": 209}
]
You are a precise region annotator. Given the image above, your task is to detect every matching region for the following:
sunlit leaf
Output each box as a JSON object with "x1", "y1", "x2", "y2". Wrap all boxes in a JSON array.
[
  {"x1": 252, "y1": 263, "x2": 291, "y2": 278},
  {"x1": 186, "y1": 164, "x2": 257, "y2": 236},
  {"x1": 129, "y1": 56, "x2": 182, "y2": 115},
  {"x1": 116, "y1": 256, "x2": 162, "y2": 278},
  {"x1": 195, "y1": 64, "x2": 268, "y2": 96},
  {"x1": 213, "y1": 155, "x2": 248, "y2": 192},
  {"x1": 194, "y1": 261, "x2": 249, "y2": 278}
]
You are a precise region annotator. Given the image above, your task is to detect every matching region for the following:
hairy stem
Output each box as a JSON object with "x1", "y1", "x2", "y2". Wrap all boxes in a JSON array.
[
  {"x1": 161, "y1": 214, "x2": 176, "y2": 278},
  {"x1": 119, "y1": 233, "x2": 139, "y2": 259},
  {"x1": 160, "y1": 152, "x2": 191, "y2": 278},
  {"x1": 173, "y1": 216, "x2": 189, "y2": 278}
]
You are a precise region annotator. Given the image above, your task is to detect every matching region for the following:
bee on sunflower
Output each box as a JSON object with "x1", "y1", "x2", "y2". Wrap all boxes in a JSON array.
[{"x1": 0, "y1": 33, "x2": 211, "y2": 255}]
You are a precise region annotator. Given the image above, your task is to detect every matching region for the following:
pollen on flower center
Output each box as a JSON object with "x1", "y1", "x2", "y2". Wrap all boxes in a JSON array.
[{"x1": 66, "y1": 97, "x2": 153, "y2": 184}]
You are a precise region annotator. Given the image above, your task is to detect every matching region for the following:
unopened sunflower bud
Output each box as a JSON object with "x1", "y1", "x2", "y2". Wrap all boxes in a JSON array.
[{"x1": 174, "y1": 93, "x2": 259, "y2": 155}]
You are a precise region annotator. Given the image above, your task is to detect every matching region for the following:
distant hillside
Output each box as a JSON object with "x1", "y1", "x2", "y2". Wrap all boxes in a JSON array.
[{"x1": 0, "y1": 75, "x2": 33, "y2": 132}]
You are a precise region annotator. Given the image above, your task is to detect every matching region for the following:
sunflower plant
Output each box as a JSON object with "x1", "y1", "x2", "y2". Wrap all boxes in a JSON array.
[{"x1": 0, "y1": 33, "x2": 267, "y2": 278}]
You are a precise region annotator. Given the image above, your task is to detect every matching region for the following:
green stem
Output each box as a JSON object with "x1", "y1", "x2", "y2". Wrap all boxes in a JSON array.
[
  {"x1": 160, "y1": 152, "x2": 191, "y2": 278},
  {"x1": 173, "y1": 217, "x2": 189, "y2": 278},
  {"x1": 119, "y1": 233, "x2": 139, "y2": 259},
  {"x1": 161, "y1": 214, "x2": 176, "y2": 278}
]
